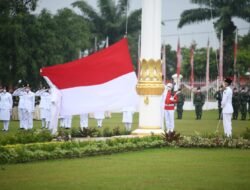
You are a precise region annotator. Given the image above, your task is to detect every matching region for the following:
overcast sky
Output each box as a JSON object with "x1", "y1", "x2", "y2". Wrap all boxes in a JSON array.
[{"x1": 35, "y1": 0, "x2": 250, "y2": 49}]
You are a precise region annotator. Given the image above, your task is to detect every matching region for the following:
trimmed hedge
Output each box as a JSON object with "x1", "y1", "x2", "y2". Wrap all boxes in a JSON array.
[
  {"x1": 0, "y1": 129, "x2": 53, "y2": 146},
  {"x1": 0, "y1": 135, "x2": 249, "y2": 164}
]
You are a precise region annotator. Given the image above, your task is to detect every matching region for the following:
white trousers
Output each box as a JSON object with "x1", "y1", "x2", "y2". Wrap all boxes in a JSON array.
[
  {"x1": 2, "y1": 121, "x2": 10, "y2": 131},
  {"x1": 97, "y1": 119, "x2": 103, "y2": 127},
  {"x1": 18, "y1": 108, "x2": 25, "y2": 129},
  {"x1": 164, "y1": 110, "x2": 175, "y2": 132},
  {"x1": 23, "y1": 110, "x2": 33, "y2": 129},
  {"x1": 124, "y1": 123, "x2": 132, "y2": 131},
  {"x1": 80, "y1": 114, "x2": 88, "y2": 128},
  {"x1": 223, "y1": 113, "x2": 232, "y2": 137}
]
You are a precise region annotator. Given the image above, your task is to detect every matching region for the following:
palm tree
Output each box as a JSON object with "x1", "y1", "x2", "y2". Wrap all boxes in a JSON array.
[
  {"x1": 72, "y1": 0, "x2": 141, "y2": 46},
  {"x1": 178, "y1": 0, "x2": 250, "y2": 76}
]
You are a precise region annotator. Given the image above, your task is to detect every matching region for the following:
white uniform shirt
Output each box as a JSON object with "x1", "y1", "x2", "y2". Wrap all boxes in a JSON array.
[
  {"x1": 0, "y1": 92, "x2": 13, "y2": 110},
  {"x1": 221, "y1": 86, "x2": 233, "y2": 114},
  {"x1": 23, "y1": 91, "x2": 35, "y2": 113},
  {"x1": 39, "y1": 92, "x2": 51, "y2": 110},
  {"x1": 0, "y1": 92, "x2": 13, "y2": 120}
]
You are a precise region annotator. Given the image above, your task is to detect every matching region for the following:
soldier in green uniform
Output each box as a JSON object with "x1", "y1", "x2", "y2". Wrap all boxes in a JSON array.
[
  {"x1": 232, "y1": 88, "x2": 240, "y2": 120},
  {"x1": 176, "y1": 88, "x2": 185, "y2": 119},
  {"x1": 214, "y1": 85, "x2": 223, "y2": 119},
  {"x1": 239, "y1": 87, "x2": 248, "y2": 120},
  {"x1": 248, "y1": 89, "x2": 250, "y2": 120},
  {"x1": 193, "y1": 87, "x2": 205, "y2": 120}
]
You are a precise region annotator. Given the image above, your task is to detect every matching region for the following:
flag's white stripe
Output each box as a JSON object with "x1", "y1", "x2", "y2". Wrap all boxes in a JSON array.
[{"x1": 60, "y1": 72, "x2": 139, "y2": 116}]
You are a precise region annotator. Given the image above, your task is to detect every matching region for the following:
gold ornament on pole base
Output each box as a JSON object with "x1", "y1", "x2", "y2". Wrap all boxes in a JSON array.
[
  {"x1": 136, "y1": 59, "x2": 165, "y2": 96},
  {"x1": 132, "y1": 59, "x2": 165, "y2": 136}
]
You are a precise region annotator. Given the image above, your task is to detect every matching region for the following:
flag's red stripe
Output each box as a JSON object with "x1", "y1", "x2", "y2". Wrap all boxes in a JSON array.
[{"x1": 40, "y1": 38, "x2": 134, "y2": 89}]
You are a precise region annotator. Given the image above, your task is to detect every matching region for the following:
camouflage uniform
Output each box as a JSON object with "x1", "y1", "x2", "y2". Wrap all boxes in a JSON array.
[
  {"x1": 214, "y1": 87, "x2": 223, "y2": 119},
  {"x1": 239, "y1": 88, "x2": 248, "y2": 120},
  {"x1": 193, "y1": 88, "x2": 205, "y2": 120},
  {"x1": 232, "y1": 88, "x2": 240, "y2": 120},
  {"x1": 248, "y1": 90, "x2": 250, "y2": 120},
  {"x1": 176, "y1": 90, "x2": 185, "y2": 119}
]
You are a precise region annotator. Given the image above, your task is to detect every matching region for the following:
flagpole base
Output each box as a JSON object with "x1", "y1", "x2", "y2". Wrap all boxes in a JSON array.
[{"x1": 131, "y1": 128, "x2": 164, "y2": 136}]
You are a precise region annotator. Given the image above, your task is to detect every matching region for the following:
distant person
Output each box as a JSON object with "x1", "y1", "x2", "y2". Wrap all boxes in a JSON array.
[
  {"x1": 248, "y1": 89, "x2": 250, "y2": 120},
  {"x1": 176, "y1": 88, "x2": 185, "y2": 119},
  {"x1": 239, "y1": 87, "x2": 248, "y2": 120},
  {"x1": 38, "y1": 88, "x2": 51, "y2": 128},
  {"x1": 221, "y1": 78, "x2": 233, "y2": 137},
  {"x1": 80, "y1": 113, "x2": 88, "y2": 129},
  {"x1": 23, "y1": 85, "x2": 35, "y2": 129},
  {"x1": 232, "y1": 88, "x2": 240, "y2": 120},
  {"x1": 0, "y1": 86, "x2": 13, "y2": 131},
  {"x1": 94, "y1": 111, "x2": 105, "y2": 128},
  {"x1": 214, "y1": 85, "x2": 223, "y2": 120},
  {"x1": 193, "y1": 87, "x2": 205, "y2": 120},
  {"x1": 122, "y1": 106, "x2": 135, "y2": 131}
]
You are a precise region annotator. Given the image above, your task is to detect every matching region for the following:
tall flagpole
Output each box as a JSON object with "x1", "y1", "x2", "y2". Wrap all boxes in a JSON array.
[
  {"x1": 190, "y1": 44, "x2": 194, "y2": 103},
  {"x1": 206, "y1": 38, "x2": 210, "y2": 102},
  {"x1": 233, "y1": 29, "x2": 238, "y2": 86},
  {"x1": 176, "y1": 38, "x2": 181, "y2": 90},
  {"x1": 133, "y1": 0, "x2": 164, "y2": 135},
  {"x1": 219, "y1": 30, "x2": 223, "y2": 83}
]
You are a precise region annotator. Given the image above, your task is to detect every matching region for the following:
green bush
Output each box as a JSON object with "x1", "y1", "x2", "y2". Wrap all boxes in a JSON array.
[
  {"x1": 242, "y1": 128, "x2": 250, "y2": 140},
  {"x1": 0, "y1": 135, "x2": 249, "y2": 165},
  {"x1": 0, "y1": 129, "x2": 53, "y2": 146}
]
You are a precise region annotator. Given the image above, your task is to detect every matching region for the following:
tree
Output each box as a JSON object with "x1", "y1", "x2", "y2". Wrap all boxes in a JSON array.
[
  {"x1": 178, "y1": 0, "x2": 250, "y2": 76},
  {"x1": 0, "y1": 0, "x2": 38, "y2": 87},
  {"x1": 237, "y1": 32, "x2": 250, "y2": 76},
  {"x1": 72, "y1": 0, "x2": 141, "y2": 67}
]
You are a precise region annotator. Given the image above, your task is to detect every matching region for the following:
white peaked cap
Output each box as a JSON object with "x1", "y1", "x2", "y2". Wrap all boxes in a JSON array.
[{"x1": 166, "y1": 83, "x2": 173, "y2": 89}]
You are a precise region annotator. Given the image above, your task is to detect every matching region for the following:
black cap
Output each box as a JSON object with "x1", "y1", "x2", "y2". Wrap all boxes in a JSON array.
[{"x1": 224, "y1": 78, "x2": 232, "y2": 85}]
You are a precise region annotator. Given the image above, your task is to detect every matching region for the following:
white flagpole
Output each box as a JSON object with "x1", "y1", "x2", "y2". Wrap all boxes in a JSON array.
[{"x1": 206, "y1": 38, "x2": 210, "y2": 102}]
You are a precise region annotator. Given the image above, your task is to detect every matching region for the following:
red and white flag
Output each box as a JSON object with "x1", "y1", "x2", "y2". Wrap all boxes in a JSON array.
[
  {"x1": 176, "y1": 38, "x2": 182, "y2": 79},
  {"x1": 40, "y1": 38, "x2": 139, "y2": 116},
  {"x1": 233, "y1": 30, "x2": 238, "y2": 84},
  {"x1": 219, "y1": 31, "x2": 223, "y2": 82}
]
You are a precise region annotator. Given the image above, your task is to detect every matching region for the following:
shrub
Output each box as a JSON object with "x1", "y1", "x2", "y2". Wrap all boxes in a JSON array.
[
  {"x1": 242, "y1": 128, "x2": 250, "y2": 140},
  {"x1": 161, "y1": 130, "x2": 182, "y2": 143},
  {"x1": 0, "y1": 129, "x2": 53, "y2": 146}
]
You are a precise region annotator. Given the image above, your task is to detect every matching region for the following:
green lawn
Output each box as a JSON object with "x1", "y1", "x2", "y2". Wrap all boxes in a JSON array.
[
  {"x1": 0, "y1": 148, "x2": 249, "y2": 190},
  {"x1": 0, "y1": 110, "x2": 249, "y2": 138},
  {"x1": 0, "y1": 110, "x2": 249, "y2": 190}
]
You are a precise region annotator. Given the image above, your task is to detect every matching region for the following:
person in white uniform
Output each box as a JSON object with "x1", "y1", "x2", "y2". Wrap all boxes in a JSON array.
[
  {"x1": 22, "y1": 85, "x2": 35, "y2": 129},
  {"x1": 14, "y1": 87, "x2": 26, "y2": 129},
  {"x1": 122, "y1": 107, "x2": 135, "y2": 131},
  {"x1": 0, "y1": 87, "x2": 13, "y2": 131},
  {"x1": 94, "y1": 111, "x2": 105, "y2": 128},
  {"x1": 221, "y1": 78, "x2": 234, "y2": 137},
  {"x1": 38, "y1": 89, "x2": 51, "y2": 129},
  {"x1": 80, "y1": 113, "x2": 88, "y2": 129},
  {"x1": 63, "y1": 115, "x2": 72, "y2": 129}
]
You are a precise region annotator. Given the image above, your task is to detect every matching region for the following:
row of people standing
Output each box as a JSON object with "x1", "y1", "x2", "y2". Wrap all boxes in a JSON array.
[
  {"x1": 215, "y1": 86, "x2": 250, "y2": 120},
  {"x1": 1, "y1": 85, "x2": 135, "y2": 132}
]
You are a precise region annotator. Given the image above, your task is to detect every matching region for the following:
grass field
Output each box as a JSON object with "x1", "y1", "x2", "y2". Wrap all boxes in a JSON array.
[
  {"x1": 0, "y1": 110, "x2": 249, "y2": 190},
  {"x1": 0, "y1": 148, "x2": 249, "y2": 190},
  {"x1": 0, "y1": 110, "x2": 249, "y2": 138}
]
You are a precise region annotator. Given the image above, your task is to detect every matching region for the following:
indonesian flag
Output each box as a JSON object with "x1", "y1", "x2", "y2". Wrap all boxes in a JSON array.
[
  {"x1": 40, "y1": 38, "x2": 139, "y2": 116},
  {"x1": 233, "y1": 30, "x2": 238, "y2": 84},
  {"x1": 190, "y1": 44, "x2": 194, "y2": 88},
  {"x1": 176, "y1": 38, "x2": 182, "y2": 79}
]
